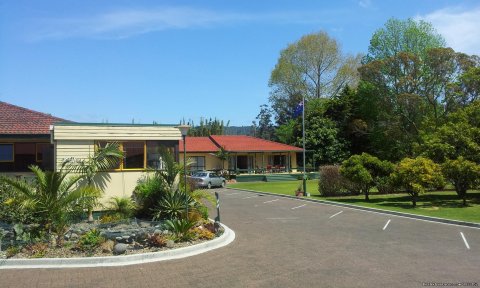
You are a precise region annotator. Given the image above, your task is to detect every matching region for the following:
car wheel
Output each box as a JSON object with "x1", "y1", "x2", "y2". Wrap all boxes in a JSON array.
[
  {"x1": 207, "y1": 182, "x2": 212, "y2": 189},
  {"x1": 221, "y1": 181, "x2": 226, "y2": 188}
]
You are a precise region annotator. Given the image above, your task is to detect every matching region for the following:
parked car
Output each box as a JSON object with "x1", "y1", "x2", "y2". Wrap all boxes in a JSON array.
[{"x1": 190, "y1": 171, "x2": 226, "y2": 189}]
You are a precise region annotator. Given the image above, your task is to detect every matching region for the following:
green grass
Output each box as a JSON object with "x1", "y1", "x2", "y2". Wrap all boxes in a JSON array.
[{"x1": 228, "y1": 180, "x2": 480, "y2": 223}]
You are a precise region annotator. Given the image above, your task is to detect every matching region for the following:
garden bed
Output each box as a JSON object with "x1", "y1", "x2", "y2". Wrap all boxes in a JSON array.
[{"x1": 0, "y1": 219, "x2": 223, "y2": 260}]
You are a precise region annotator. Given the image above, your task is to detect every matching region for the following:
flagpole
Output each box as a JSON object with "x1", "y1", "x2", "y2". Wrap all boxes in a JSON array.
[{"x1": 302, "y1": 94, "x2": 308, "y2": 196}]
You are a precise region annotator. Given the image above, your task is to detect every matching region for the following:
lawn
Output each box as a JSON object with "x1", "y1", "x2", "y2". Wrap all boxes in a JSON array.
[{"x1": 228, "y1": 180, "x2": 480, "y2": 223}]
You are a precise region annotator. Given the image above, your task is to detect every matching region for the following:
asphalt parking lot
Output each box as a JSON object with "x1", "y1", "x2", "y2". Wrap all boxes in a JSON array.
[{"x1": 0, "y1": 188, "x2": 478, "y2": 288}]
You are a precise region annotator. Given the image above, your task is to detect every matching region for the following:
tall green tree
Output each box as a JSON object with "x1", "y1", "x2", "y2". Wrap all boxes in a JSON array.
[
  {"x1": 269, "y1": 31, "x2": 361, "y2": 124},
  {"x1": 365, "y1": 18, "x2": 445, "y2": 63},
  {"x1": 294, "y1": 99, "x2": 348, "y2": 166},
  {"x1": 187, "y1": 118, "x2": 230, "y2": 136},
  {"x1": 442, "y1": 157, "x2": 480, "y2": 206},
  {"x1": 255, "y1": 104, "x2": 276, "y2": 140}
]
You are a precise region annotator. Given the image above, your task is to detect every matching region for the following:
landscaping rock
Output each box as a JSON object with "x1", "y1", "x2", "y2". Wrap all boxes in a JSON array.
[
  {"x1": 166, "y1": 240, "x2": 175, "y2": 248},
  {"x1": 101, "y1": 240, "x2": 115, "y2": 253},
  {"x1": 113, "y1": 243, "x2": 128, "y2": 255},
  {"x1": 153, "y1": 229, "x2": 162, "y2": 235}
]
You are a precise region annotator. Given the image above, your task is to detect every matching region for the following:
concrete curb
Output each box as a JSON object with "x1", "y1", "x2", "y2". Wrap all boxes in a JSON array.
[
  {"x1": 0, "y1": 223, "x2": 235, "y2": 269},
  {"x1": 227, "y1": 188, "x2": 480, "y2": 229}
]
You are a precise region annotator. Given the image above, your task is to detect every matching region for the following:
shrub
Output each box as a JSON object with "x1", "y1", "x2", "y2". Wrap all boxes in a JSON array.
[
  {"x1": 375, "y1": 176, "x2": 396, "y2": 194},
  {"x1": 340, "y1": 153, "x2": 394, "y2": 201},
  {"x1": 147, "y1": 233, "x2": 167, "y2": 247},
  {"x1": 0, "y1": 182, "x2": 34, "y2": 224},
  {"x1": 153, "y1": 191, "x2": 195, "y2": 220},
  {"x1": 191, "y1": 227, "x2": 215, "y2": 240},
  {"x1": 6, "y1": 246, "x2": 20, "y2": 258},
  {"x1": 25, "y1": 242, "x2": 49, "y2": 258},
  {"x1": 107, "y1": 196, "x2": 137, "y2": 219},
  {"x1": 442, "y1": 157, "x2": 480, "y2": 206},
  {"x1": 318, "y1": 165, "x2": 346, "y2": 196},
  {"x1": 391, "y1": 157, "x2": 445, "y2": 207},
  {"x1": 99, "y1": 214, "x2": 122, "y2": 224},
  {"x1": 164, "y1": 218, "x2": 197, "y2": 242},
  {"x1": 76, "y1": 229, "x2": 105, "y2": 252}
]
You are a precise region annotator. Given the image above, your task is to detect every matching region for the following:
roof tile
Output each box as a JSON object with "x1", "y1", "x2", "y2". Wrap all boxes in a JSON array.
[{"x1": 0, "y1": 101, "x2": 69, "y2": 135}]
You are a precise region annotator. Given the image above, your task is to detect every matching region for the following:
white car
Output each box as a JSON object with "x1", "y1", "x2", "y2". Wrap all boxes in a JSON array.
[{"x1": 190, "y1": 171, "x2": 226, "y2": 189}]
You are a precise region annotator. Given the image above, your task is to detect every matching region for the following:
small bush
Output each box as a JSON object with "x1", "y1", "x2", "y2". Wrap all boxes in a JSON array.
[
  {"x1": 76, "y1": 229, "x2": 105, "y2": 252},
  {"x1": 164, "y1": 218, "x2": 197, "y2": 242},
  {"x1": 191, "y1": 227, "x2": 215, "y2": 240},
  {"x1": 375, "y1": 176, "x2": 396, "y2": 194},
  {"x1": 318, "y1": 165, "x2": 347, "y2": 196},
  {"x1": 6, "y1": 246, "x2": 20, "y2": 258},
  {"x1": 147, "y1": 233, "x2": 167, "y2": 247},
  {"x1": 99, "y1": 214, "x2": 123, "y2": 224},
  {"x1": 25, "y1": 242, "x2": 49, "y2": 258}
]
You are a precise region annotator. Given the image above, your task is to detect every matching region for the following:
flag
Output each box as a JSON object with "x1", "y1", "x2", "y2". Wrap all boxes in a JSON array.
[{"x1": 293, "y1": 100, "x2": 304, "y2": 118}]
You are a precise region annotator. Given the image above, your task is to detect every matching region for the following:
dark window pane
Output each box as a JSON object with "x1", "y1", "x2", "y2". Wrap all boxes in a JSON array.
[
  {"x1": 36, "y1": 143, "x2": 51, "y2": 162},
  {"x1": 15, "y1": 143, "x2": 36, "y2": 171},
  {"x1": 0, "y1": 144, "x2": 14, "y2": 162},
  {"x1": 124, "y1": 142, "x2": 144, "y2": 169}
]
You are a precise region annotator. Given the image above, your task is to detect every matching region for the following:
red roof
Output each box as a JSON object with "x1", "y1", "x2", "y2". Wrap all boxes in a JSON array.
[
  {"x1": 0, "y1": 101, "x2": 68, "y2": 135},
  {"x1": 179, "y1": 137, "x2": 219, "y2": 152},
  {"x1": 179, "y1": 135, "x2": 302, "y2": 152}
]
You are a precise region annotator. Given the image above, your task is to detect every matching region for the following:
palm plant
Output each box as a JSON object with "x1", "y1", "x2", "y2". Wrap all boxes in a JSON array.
[
  {"x1": 107, "y1": 196, "x2": 137, "y2": 219},
  {"x1": 0, "y1": 165, "x2": 98, "y2": 245},
  {"x1": 65, "y1": 142, "x2": 123, "y2": 221},
  {"x1": 215, "y1": 146, "x2": 229, "y2": 171}
]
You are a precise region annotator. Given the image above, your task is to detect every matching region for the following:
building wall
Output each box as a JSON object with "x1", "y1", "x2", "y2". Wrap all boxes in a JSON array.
[
  {"x1": 53, "y1": 125, "x2": 181, "y2": 141},
  {"x1": 52, "y1": 124, "x2": 182, "y2": 205},
  {"x1": 179, "y1": 153, "x2": 222, "y2": 171},
  {"x1": 180, "y1": 151, "x2": 298, "y2": 172}
]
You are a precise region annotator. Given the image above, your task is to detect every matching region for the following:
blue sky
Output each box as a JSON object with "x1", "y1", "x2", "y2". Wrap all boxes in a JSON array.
[{"x1": 1, "y1": 0, "x2": 479, "y2": 126}]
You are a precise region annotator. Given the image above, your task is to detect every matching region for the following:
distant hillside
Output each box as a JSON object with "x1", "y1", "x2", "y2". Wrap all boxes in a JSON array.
[{"x1": 224, "y1": 126, "x2": 255, "y2": 136}]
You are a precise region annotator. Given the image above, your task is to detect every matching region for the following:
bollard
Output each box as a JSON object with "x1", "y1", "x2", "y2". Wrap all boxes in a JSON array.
[{"x1": 215, "y1": 191, "x2": 220, "y2": 223}]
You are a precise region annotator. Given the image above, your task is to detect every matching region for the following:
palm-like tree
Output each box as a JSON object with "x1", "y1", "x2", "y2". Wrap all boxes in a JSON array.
[
  {"x1": 215, "y1": 146, "x2": 229, "y2": 171},
  {"x1": 65, "y1": 142, "x2": 123, "y2": 222},
  {"x1": 0, "y1": 165, "x2": 98, "y2": 245}
]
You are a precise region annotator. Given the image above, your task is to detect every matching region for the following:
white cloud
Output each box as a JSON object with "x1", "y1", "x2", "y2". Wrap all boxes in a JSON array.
[
  {"x1": 418, "y1": 6, "x2": 480, "y2": 55},
  {"x1": 358, "y1": 0, "x2": 372, "y2": 8},
  {"x1": 26, "y1": 6, "x2": 337, "y2": 41}
]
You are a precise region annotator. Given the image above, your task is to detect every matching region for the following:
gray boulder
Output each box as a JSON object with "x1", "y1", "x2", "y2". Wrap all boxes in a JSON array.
[{"x1": 113, "y1": 243, "x2": 128, "y2": 255}]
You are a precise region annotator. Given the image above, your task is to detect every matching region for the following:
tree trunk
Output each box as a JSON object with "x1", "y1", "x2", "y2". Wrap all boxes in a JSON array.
[
  {"x1": 365, "y1": 190, "x2": 369, "y2": 201},
  {"x1": 412, "y1": 192, "x2": 417, "y2": 207},
  {"x1": 461, "y1": 191, "x2": 467, "y2": 206},
  {"x1": 87, "y1": 209, "x2": 94, "y2": 223}
]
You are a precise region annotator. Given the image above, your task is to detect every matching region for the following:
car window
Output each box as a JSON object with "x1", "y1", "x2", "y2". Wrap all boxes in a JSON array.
[{"x1": 193, "y1": 172, "x2": 207, "y2": 177}]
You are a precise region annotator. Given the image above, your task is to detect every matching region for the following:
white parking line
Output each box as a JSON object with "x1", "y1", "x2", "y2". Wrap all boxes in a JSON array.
[
  {"x1": 263, "y1": 199, "x2": 280, "y2": 204},
  {"x1": 383, "y1": 219, "x2": 391, "y2": 230},
  {"x1": 291, "y1": 204, "x2": 307, "y2": 210},
  {"x1": 242, "y1": 195, "x2": 259, "y2": 199},
  {"x1": 329, "y1": 211, "x2": 343, "y2": 219},
  {"x1": 460, "y1": 232, "x2": 470, "y2": 249}
]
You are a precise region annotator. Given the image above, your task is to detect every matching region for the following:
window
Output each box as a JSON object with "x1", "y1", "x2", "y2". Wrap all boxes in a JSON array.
[
  {"x1": 14, "y1": 143, "x2": 36, "y2": 171},
  {"x1": 36, "y1": 143, "x2": 52, "y2": 162},
  {"x1": 123, "y1": 142, "x2": 145, "y2": 169},
  {"x1": 146, "y1": 141, "x2": 176, "y2": 170},
  {"x1": 0, "y1": 144, "x2": 14, "y2": 162},
  {"x1": 190, "y1": 156, "x2": 205, "y2": 171}
]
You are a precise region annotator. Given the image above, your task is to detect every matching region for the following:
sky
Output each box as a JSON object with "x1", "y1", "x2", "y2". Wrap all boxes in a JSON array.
[{"x1": 1, "y1": 0, "x2": 479, "y2": 126}]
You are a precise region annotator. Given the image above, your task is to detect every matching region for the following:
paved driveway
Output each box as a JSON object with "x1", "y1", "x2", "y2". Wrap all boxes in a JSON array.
[{"x1": 1, "y1": 188, "x2": 479, "y2": 288}]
